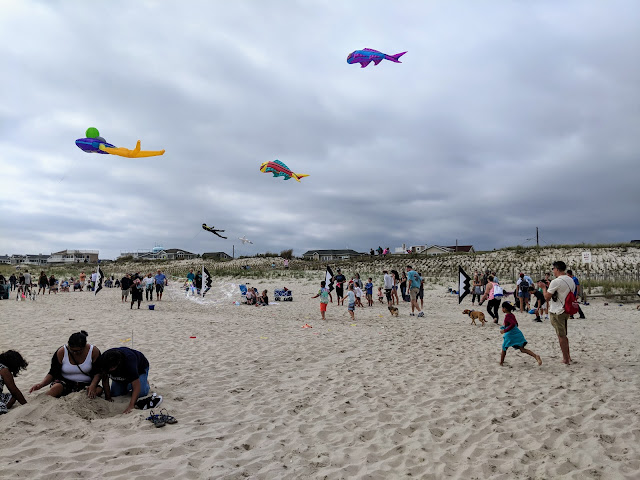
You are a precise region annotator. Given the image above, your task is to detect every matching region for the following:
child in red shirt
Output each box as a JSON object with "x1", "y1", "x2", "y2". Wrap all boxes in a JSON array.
[{"x1": 500, "y1": 302, "x2": 542, "y2": 366}]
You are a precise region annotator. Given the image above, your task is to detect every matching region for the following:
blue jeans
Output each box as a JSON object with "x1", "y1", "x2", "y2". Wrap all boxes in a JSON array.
[{"x1": 110, "y1": 367, "x2": 150, "y2": 397}]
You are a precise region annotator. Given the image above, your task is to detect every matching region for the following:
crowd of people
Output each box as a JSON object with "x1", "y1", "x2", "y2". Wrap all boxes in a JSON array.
[
  {"x1": 3, "y1": 269, "x2": 108, "y2": 298},
  {"x1": 0, "y1": 258, "x2": 590, "y2": 420},
  {"x1": 120, "y1": 270, "x2": 168, "y2": 308},
  {"x1": 312, "y1": 260, "x2": 580, "y2": 366},
  {"x1": 1, "y1": 331, "x2": 152, "y2": 415},
  {"x1": 470, "y1": 261, "x2": 581, "y2": 365},
  {"x1": 470, "y1": 268, "x2": 586, "y2": 324},
  {"x1": 0, "y1": 267, "x2": 171, "y2": 310},
  {"x1": 315, "y1": 266, "x2": 426, "y2": 321}
]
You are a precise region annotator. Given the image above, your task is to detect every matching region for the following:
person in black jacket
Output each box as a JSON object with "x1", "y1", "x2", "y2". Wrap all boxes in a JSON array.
[
  {"x1": 89, "y1": 347, "x2": 150, "y2": 414},
  {"x1": 120, "y1": 274, "x2": 132, "y2": 303}
]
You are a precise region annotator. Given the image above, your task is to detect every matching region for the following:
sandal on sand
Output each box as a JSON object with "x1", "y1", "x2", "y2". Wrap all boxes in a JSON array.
[
  {"x1": 146, "y1": 411, "x2": 166, "y2": 428},
  {"x1": 159, "y1": 408, "x2": 178, "y2": 424}
]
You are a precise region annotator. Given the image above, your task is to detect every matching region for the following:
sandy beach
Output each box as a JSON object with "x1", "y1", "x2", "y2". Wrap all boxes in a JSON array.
[{"x1": 1, "y1": 274, "x2": 639, "y2": 479}]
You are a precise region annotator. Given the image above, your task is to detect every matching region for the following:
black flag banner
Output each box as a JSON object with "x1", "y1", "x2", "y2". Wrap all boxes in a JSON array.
[
  {"x1": 325, "y1": 266, "x2": 334, "y2": 292},
  {"x1": 458, "y1": 266, "x2": 471, "y2": 304},
  {"x1": 95, "y1": 267, "x2": 104, "y2": 295},
  {"x1": 202, "y1": 266, "x2": 212, "y2": 297}
]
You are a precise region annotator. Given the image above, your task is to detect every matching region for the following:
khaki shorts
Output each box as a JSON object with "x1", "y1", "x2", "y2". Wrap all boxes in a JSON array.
[
  {"x1": 409, "y1": 287, "x2": 419, "y2": 301},
  {"x1": 550, "y1": 312, "x2": 569, "y2": 337}
]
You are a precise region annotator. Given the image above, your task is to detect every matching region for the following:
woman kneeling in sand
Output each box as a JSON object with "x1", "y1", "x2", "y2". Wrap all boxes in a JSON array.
[{"x1": 30, "y1": 331, "x2": 102, "y2": 398}]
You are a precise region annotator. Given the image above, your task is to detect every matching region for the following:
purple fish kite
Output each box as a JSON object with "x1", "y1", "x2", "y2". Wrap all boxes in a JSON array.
[{"x1": 347, "y1": 48, "x2": 407, "y2": 68}]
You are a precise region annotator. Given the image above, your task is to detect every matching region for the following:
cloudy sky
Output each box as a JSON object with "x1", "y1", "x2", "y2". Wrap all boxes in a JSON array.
[{"x1": 1, "y1": 0, "x2": 639, "y2": 259}]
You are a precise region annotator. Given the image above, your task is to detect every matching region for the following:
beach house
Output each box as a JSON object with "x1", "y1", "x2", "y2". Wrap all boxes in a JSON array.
[
  {"x1": 302, "y1": 249, "x2": 364, "y2": 261},
  {"x1": 48, "y1": 250, "x2": 99, "y2": 263},
  {"x1": 24, "y1": 254, "x2": 50, "y2": 266}
]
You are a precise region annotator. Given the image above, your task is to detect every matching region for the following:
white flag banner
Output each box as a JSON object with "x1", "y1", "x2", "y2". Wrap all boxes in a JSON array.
[{"x1": 458, "y1": 266, "x2": 470, "y2": 304}]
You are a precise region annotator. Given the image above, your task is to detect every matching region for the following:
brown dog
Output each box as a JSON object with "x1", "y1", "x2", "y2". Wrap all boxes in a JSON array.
[
  {"x1": 463, "y1": 309, "x2": 486, "y2": 326},
  {"x1": 388, "y1": 305, "x2": 399, "y2": 317}
]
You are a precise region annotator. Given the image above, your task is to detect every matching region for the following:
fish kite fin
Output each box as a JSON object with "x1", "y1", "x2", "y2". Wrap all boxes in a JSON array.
[
  {"x1": 273, "y1": 160, "x2": 289, "y2": 168},
  {"x1": 360, "y1": 60, "x2": 371, "y2": 68},
  {"x1": 363, "y1": 48, "x2": 381, "y2": 52},
  {"x1": 373, "y1": 58, "x2": 382, "y2": 66},
  {"x1": 389, "y1": 51, "x2": 407, "y2": 63},
  {"x1": 100, "y1": 140, "x2": 165, "y2": 158},
  {"x1": 292, "y1": 173, "x2": 309, "y2": 182},
  {"x1": 131, "y1": 148, "x2": 165, "y2": 158}
]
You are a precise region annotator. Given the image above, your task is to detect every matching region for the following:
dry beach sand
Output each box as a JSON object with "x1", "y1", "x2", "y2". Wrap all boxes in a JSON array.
[{"x1": 1, "y1": 275, "x2": 639, "y2": 479}]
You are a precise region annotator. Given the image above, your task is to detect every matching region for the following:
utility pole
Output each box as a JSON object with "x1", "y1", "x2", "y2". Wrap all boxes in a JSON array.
[
  {"x1": 232, "y1": 245, "x2": 235, "y2": 259},
  {"x1": 536, "y1": 227, "x2": 539, "y2": 247}
]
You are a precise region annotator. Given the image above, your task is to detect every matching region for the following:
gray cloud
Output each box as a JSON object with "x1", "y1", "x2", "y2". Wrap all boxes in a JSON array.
[{"x1": 1, "y1": 0, "x2": 639, "y2": 259}]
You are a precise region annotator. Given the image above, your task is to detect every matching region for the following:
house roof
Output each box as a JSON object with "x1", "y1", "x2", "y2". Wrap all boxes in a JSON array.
[
  {"x1": 163, "y1": 248, "x2": 195, "y2": 255},
  {"x1": 52, "y1": 250, "x2": 98, "y2": 255},
  {"x1": 303, "y1": 249, "x2": 363, "y2": 256},
  {"x1": 442, "y1": 245, "x2": 474, "y2": 252},
  {"x1": 203, "y1": 252, "x2": 230, "y2": 256}
]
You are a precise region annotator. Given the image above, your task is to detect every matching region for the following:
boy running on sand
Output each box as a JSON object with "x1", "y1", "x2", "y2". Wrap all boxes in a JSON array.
[
  {"x1": 346, "y1": 283, "x2": 356, "y2": 321},
  {"x1": 311, "y1": 281, "x2": 330, "y2": 320}
]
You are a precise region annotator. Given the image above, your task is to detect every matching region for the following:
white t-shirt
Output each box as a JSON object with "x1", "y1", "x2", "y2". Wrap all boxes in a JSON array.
[
  {"x1": 346, "y1": 290, "x2": 355, "y2": 304},
  {"x1": 383, "y1": 274, "x2": 393, "y2": 289},
  {"x1": 91, "y1": 273, "x2": 97, "y2": 282},
  {"x1": 355, "y1": 286, "x2": 363, "y2": 298},
  {"x1": 547, "y1": 275, "x2": 575, "y2": 314},
  {"x1": 143, "y1": 277, "x2": 155, "y2": 287}
]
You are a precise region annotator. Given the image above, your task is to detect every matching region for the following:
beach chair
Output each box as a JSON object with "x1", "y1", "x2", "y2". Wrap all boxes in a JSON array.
[
  {"x1": 239, "y1": 284, "x2": 248, "y2": 303},
  {"x1": 274, "y1": 288, "x2": 293, "y2": 302}
]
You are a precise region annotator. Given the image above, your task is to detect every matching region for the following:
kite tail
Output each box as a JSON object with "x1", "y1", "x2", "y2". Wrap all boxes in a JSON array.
[
  {"x1": 389, "y1": 51, "x2": 407, "y2": 63},
  {"x1": 292, "y1": 173, "x2": 309, "y2": 182}
]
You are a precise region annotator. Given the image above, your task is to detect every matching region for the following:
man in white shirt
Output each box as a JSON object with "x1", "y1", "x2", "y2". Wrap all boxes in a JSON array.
[
  {"x1": 543, "y1": 260, "x2": 574, "y2": 365},
  {"x1": 143, "y1": 273, "x2": 155, "y2": 301},
  {"x1": 383, "y1": 270, "x2": 393, "y2": 306}
]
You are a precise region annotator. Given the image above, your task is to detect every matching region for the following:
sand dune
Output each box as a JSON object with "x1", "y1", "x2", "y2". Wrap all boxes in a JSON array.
[{"x1": 1, "y1": 276, "x2": 639, "y2": 479}]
